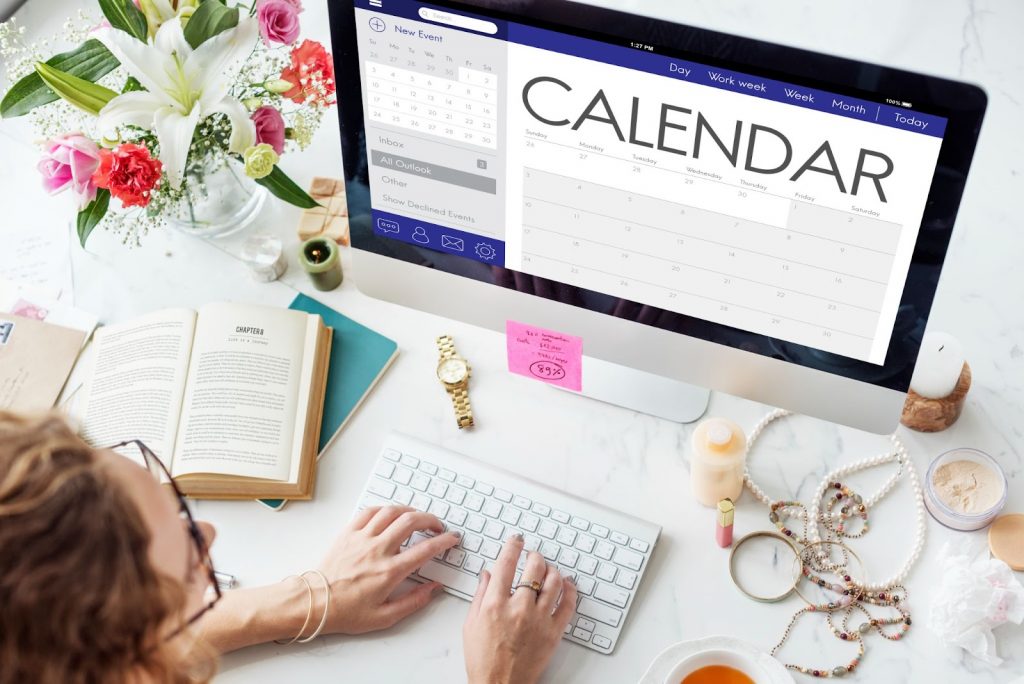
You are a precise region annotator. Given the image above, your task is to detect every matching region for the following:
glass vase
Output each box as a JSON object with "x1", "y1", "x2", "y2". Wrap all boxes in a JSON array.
[{"x1": 165, "y1": 155, "x2": 266, "y2": 238}]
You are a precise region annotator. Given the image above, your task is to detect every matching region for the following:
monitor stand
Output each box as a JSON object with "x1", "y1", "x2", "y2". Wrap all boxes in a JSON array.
[{"x1": 558, "y1": 356, "x2": 711, "y2": 423}]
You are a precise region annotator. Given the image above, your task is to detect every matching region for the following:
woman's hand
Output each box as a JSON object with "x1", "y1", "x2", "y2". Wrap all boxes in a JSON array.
[
  {"x1": 463, "y1": 534, "x2": 578, "y2": 684},
  {"x1": 318, "y1": 505, "x2": 460, "y2": 634}
]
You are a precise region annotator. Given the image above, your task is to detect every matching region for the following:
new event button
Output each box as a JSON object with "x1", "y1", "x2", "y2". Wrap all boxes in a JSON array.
[{"x1": 370, "y1": 150, "x2": 497, "y2": 194}]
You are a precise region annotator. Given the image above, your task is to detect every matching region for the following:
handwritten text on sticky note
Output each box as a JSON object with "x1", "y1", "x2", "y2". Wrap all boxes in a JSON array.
[{"x1": 506, "y1": 320, "x2": 583, "y2": 391}]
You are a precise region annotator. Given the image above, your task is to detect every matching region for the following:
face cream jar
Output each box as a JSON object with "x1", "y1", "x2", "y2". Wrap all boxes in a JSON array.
[{"x1": 924, "y1": 448, "x2": 1007, "y2": 531}]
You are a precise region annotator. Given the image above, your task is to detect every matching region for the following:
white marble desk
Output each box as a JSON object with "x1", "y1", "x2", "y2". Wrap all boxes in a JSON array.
[{"x1": 1, "y1": 0, "x2": 1022, "y2": 682}]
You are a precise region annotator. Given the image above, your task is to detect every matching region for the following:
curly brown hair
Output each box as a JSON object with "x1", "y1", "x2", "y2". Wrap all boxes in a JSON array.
[{"x1": 0, "y1": 412, "x2": 207, "y2": 684}]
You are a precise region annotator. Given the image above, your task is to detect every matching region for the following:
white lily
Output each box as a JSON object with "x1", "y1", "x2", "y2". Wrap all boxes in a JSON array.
[{"x1": 94, "y1": 16, "x2": 258, "y2": 190}]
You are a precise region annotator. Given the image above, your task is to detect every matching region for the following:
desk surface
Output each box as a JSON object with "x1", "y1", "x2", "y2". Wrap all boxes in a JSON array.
[{"x1": 2, "y1": 1, "x2": 1023, "y2": 682}]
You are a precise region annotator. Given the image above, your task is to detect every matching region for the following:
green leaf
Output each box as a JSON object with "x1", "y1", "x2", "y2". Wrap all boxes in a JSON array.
[
  {"x1": 77, "y1": 189, "x2": 111, "y2": 248},
  {"x1": 1, "y1": 39, "x2": 119, "y2": 119},
  {"x1": 98, "y1": 0, "x2": 149, "y2": 42},
  {"x1": 34, "y1": 62, "x2": 118, "y2": 116},
  {"x1": 254, "y1": 167, "x2": 320, "y2": 209},
  {"x1": 183, "y1": 0, "x2": 239, "y2": 49},
  {"x1": 123, "y1": 76, "x2": 144, "y2": 93}
]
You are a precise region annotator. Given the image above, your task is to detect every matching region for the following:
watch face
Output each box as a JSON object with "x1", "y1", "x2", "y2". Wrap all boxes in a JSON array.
[{"x1": 437, "y1": 358, "x2": 469, "y2": 384}]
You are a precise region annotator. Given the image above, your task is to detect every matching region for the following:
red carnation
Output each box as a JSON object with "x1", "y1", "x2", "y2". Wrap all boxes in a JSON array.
[
  {"x1": 92, "y1": 143, "x2": 163, "y2": 208},
  {"x1": 280, "y1": 39, "x2": 336, "y2": 106}
]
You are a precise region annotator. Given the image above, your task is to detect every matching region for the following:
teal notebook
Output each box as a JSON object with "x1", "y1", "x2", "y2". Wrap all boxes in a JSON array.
[{"x1": 258, "y1": 294, "x2": 399, "y2": 510}]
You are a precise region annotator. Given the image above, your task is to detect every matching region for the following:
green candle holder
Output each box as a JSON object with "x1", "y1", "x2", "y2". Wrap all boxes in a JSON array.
[{"x1": 300, "y1": 237, "x2": 343, "y2": 291}]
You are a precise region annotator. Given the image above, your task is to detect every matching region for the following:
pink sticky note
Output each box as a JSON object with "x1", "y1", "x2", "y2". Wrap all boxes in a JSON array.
[{"x1": 506, "y1": 320, "x2": 583, "y2": 392}]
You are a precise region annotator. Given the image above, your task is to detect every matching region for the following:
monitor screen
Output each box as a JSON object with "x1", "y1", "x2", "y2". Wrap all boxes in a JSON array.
[{"x1": 332, "y1": 0, "x2": 985, "y2": 392}]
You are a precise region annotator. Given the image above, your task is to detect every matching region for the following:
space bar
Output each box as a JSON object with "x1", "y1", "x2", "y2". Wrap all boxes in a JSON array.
[{"x1": 417, "y1": 560, "x2": 480, "y2": 597}]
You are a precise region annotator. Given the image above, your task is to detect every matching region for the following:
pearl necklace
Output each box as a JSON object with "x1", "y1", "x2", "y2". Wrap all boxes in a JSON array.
[{"x1": 743, "y1": 409, "x2": 927, "y2": 591}]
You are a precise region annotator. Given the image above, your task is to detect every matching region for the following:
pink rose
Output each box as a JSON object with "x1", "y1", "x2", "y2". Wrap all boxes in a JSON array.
[
  {"x1": 257, "y1": 0, "x2": 301, "y2": 45},
  {"x1": 251, "y1": 106, "x2": 286, "y2": 155},
  {"x1": 37, "y1": 133, "x2": 101, "y2": 210}
]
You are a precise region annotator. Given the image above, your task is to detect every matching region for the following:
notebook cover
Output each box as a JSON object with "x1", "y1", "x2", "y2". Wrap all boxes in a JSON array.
[{"x1": 258, "y1": 294, "x2": 399, "y2": 509}]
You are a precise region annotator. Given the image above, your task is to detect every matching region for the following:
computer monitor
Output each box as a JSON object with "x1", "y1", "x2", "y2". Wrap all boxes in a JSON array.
[{"x1": 327, "y1": 0, "x2": 986, "y2": 433}]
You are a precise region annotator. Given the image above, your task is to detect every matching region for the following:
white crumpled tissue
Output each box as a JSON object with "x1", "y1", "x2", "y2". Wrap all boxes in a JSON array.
[{"x1": 927, "y1": 538, "x2": 1024, "y2": 666}]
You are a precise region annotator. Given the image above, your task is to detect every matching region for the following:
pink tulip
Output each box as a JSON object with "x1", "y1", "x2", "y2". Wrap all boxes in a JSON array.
[
  {"x1": 251, "y1": 106, "x2": 287, "y2": 155},
  {"x1": 257, "y1": 0, "x2": 301, "y2": 45},
  {"x1": 37, "y1": 133, "x2": 101, "y2": 210}
]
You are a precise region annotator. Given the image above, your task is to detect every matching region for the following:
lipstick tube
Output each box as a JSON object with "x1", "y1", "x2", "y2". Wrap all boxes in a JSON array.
[{"x1": 716, "y1": 498, "x2": 735, "y2": 548}]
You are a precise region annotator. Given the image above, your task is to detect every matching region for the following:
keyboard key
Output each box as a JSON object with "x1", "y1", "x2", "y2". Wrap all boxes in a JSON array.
[
  {"x1": 382, "y1": 448, "x2": 401, "y2": 462},
  {"x1": 480, "y1": 540, "x2": 501, "y2": 559},
  {"x1": 464, "y1": 493, "x2": 484, "y2": 512},
  {"x1": 375, "y1": 461, "x2": 396, "y2": 478},
  {"x1": 523, "y1": 535, "x2": 541, "y2": 551},
  {"x1": 393, "y1": 466, "x2": 413, "y2": 485},
  {"x1": 592, "y1": 634, "x2": 612, "y2": 649},
  {"x1": 537, "y1": 520, "x2": 558, "y2": 539},
  {"x1": 615, "y1": 570, "x2": 637, "y2": 590},
  {"x1": 570, "y1": 517, "x2": 590, "y2": 531},
  {"x1": 464, "y1": 555, "x2": 484, "y2": 575},
  {"x1": 400, "y1": 454, "x2": 419, "y2": 468},
  {"x1": 482, "y1": 500, "x2": 503, "y2": 518},
  {"x1": 483, "y1": 521, "x2": 505, "y2": 539},
  {"x1": 541, "y1": 541, "x2": 561, "y2": 561},
  {"x1": 575, "y1": 535, "x2": 596, "y2": 554},
  {"x1": 594, "y1": 541, "x2": 615, "y2": 560},
  {"x1": 494, "y1": 488, "x2": 513, "y2": 503},
  {"x1": 411, "y1": 494, "x2": 431, "y2": 511},
  {"x1": 419, "y1": 461, "x2": 438, "y2": 475},
  {"x1": 577, "y1": 617, "x2": 597, "y2": 633},
  {"x1": 629, "y1": 538, "x2": 650, "y2": 553},
  {"x1": 394, "y1": 487, "x2": 413, "y2": 506},
  {"x1": 367, "y1": 477, "x2": 396, "y2": 499},
  {"x1": 564, "y1": 622, "x2": 572, "y2": 635},
  {"x1": 466, "y1": 514, "x2": 485, "y2": 533},
  {"x1": 427, "y1": 480, "x2": 448, "y2": 498},
  {"x1": 596, "y1": 563, "x2": 617, "y2": 583},
  {"x1": 595, "y1": 583, "x2": 629, "y2": 608},
  {"x1": 556, "y1": 527, "x2": 577, "y2": 546},
  {"x1": 532, "y1": 502, "x2": 551, "y2": 516},
  {"x1": 610, "y1": 531, "x2": 629, "y2": 546},
  {"x1": 418, "y1": 560, "x2": 478, "y2": 595},
  {"x1": 513, "y1": 495, "x2": 532, "y2": 509},
  {"x1": 462, "y1": 534, "x2": 482, "y2": 552},
  {"x1": 476, "y1": 482, "x2": 494, "y2": 496},
  {"x1": 410, "y1": 473, "x2": 430, "y2": 492},
  {"x1": 446, "y1": 487, "x2": 467, "y2": 505},
  {"x1": 499, "y1": 507, "x2": 521, "y2": 526},
  {"x1": 516, "y1": 550, "x2": 529, "y2": 569},
  {"x1": 438, "y1": 468, "x2": 456, "y2": 482},
  {"x1": 428, "y1": 500, "x2": 450, "y2": 519},
  {"x1": 553, "y1": 510, "x2": 571, "y2": 524},
  {"x1": 456, "y1": 474, "x2": 475, "y2": 488},
  {"x1": 572, "y1": 627, "x2": 593, "y2": 641},
  {"x1": 407, "y1": 532, "x2": 430, "y2": 548},
  {"x1": 520, "y1": 514, "x2": 540, "y2": 532},
  {"x1": 444, "y1": 548, "x2": 466, "y2": 568},
  {"x1": 447, "y1": 507, "x2": 468, "y2": 526},
  {"x1": 613, "y1": 547, "x2": 644, "y2": 571},
  {"x1": 558, "y1": 548, "x2": 580, "y2": 568},
  {"x1": 578, "y1": 557, "x2": 598, "y2": 575},
  {"x1": 577, "y1": 597, "x2": 622, "y2": 627},
  {"x1": 590, "y1": 524, "x2": 609, "y2": 538}
]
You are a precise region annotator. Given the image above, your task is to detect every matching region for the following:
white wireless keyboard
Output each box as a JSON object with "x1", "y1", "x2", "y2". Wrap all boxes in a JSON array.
[{"x1": 354, "y1": 433, "x2": 661, "y2": 655}]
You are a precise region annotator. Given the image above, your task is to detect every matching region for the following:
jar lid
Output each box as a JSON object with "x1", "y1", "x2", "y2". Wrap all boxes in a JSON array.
[
  {"x1": 706, "y1": 421, "x2": 733, "y2": 448},
  {"x1": 989, "y1": 513, "x2": 1024, "y2": 571}
]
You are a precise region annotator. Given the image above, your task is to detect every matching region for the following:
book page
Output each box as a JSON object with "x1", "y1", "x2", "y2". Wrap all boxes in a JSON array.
[
  {"x1": 79, "y1": 309, "x2": 197, "y2": 462},
  {"x1": 171, "y1": 303, "x2": 314, "y2": 481}
]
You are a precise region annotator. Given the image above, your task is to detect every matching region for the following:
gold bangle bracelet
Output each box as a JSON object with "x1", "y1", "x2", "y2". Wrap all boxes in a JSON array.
[
  {"x1": 274, "y1": 574, "x2": 314, "y2": 645},
  {"x1": 729, "y1": 531, "x2": 802, "y2": 603},
  {"x1": 297, "y1": 570, "x2": 331, "y2": 644}
]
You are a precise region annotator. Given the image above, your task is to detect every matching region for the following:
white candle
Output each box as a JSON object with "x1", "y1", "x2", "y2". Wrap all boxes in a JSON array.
[{"x1": 910, "y1": 331, "x2": 965, "y2": 399}]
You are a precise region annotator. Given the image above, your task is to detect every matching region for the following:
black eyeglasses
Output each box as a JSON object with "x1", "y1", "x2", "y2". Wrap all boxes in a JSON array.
[{"x1": 107, "y1": 439, "x2": 223, "y2": 641}]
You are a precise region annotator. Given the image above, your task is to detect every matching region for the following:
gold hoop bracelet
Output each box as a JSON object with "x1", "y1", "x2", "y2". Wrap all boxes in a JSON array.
[
  {"x1": 729, "y1": 531, "x2": 802, "y2": 603},
  {"x1": 274, "y1": 575, "x2": 314, "y2": 645}
]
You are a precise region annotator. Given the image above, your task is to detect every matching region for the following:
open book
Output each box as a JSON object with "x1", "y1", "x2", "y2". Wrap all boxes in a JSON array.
[{"x1": 80, "y1": 303, "x2": 331, "y2": 499}]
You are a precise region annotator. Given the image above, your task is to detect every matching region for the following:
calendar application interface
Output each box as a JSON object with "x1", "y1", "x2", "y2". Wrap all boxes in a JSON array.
[{"x1": 353, "y1": 1, "x2": 947, "y2": 364}]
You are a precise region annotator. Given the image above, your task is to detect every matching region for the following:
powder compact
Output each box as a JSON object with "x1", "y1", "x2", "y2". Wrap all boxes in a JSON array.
[{"x1": 924, "y1": 448, "x2": 1007, "y2": 531}]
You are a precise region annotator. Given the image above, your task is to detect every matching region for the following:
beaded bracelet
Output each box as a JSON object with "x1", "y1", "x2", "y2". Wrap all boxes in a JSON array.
[{"x1": 274, "y1": 574, "x2": 314, "y2": 645}]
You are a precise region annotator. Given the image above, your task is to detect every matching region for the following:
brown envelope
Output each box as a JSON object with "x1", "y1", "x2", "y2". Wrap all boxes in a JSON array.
[{"x1": 0, "y1": 313, "x2": 86, "y2": 412}]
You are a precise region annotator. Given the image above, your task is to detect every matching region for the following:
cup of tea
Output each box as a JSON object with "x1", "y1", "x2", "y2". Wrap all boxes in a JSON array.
[{"x1": 664, "y1": 648, "x2": 764, "y2": 684}]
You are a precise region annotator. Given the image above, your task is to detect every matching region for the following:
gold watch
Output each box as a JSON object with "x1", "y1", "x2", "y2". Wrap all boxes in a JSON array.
[{"x1": 436, "y1": 335, "x2": 474, "y2": 429}]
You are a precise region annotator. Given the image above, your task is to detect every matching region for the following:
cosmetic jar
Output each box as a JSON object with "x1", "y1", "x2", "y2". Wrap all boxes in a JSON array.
[{"x1": 924, "y1": 448, "x2": 1007, "y2": 531}]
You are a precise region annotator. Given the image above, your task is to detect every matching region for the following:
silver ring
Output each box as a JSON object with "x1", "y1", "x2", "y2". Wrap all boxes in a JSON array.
[{"x1": 512, "y1": 579, "x2": 542, "y2": 596}]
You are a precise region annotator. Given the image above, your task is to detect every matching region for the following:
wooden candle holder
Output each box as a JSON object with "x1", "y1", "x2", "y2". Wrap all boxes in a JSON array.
[{"x1": 900, "y1": 361, "x2": 971, "y2": 432}]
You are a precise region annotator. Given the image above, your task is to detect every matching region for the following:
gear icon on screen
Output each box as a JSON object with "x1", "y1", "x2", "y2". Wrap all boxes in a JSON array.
[{"x1": 474, "y1": 242, "x2": 497, "y2": 261}]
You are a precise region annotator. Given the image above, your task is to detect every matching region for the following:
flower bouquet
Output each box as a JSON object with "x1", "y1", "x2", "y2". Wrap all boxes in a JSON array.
[{"x1": 0, "y1": 0, "x2": 335, "y2": 246}]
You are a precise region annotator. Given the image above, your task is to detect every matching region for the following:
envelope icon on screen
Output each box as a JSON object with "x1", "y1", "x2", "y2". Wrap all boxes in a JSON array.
[{"x1": 441, "y1": 235, "x2": 465, "y2": 251}]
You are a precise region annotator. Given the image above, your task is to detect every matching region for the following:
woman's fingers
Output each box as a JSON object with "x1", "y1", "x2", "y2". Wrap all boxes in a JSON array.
[
  {"x1": 393, "y1": 531, "x2": 460, "y2": 575},
  {"x1": 511, "y1": 551, "x2": 547, "y2": 603},
  {"x1": 363, "y1": 506, "x2": 416, "y2": 536},
  {"x1": 552, "y1": 576, "x2": 578, "y2": 627},
  {"x1": 379, "y1": 510, "x2": 445, "y2": 549},
  {"x1": 536, "y1": 563, "x2": 564, "y2": 612},
  {"x1": 376, "y1": 581, "x2": 442, "y2": 629},
  {"x1": 486, "y1": 534, "x2": 524, "y2": 601},
  {"x1": 348, "y1": 506, "x2": 382, "y2": 531},
  {"x1": 468, "y1": 569, "x2": 491, "y2": 619}
]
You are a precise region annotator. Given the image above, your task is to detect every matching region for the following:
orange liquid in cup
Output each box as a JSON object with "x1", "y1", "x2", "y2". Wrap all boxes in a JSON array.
[{"x1": 681, "y1": 664, "x2": 754, "y2": 684}]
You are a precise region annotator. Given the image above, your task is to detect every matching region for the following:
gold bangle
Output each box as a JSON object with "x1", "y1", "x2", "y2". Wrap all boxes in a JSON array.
[
  {"x1": 296, "y1": 570, "x2": 331, "y2": 644},
  {"x1": 729, "y1": 531, "x2": 802, "y2": 603},
  {"x1": 274, "y1": 575, "x2": 314, "y2": 645}
]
